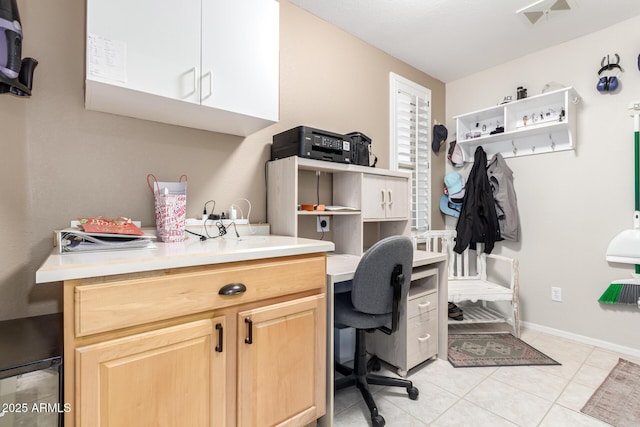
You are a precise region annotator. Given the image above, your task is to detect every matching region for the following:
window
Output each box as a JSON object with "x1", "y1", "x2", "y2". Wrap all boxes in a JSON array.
[{"x1": 389, "y1": 73, "x2": 431, "y2": 233}]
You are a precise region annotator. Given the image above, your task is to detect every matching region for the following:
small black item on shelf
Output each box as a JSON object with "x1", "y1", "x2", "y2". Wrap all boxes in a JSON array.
[
  {"x1": 517, "y1": 86, "x2": 527, "y2": 100},
  {"x1": 490, "y1": 126, "x2": 505, "y2": 135},
  {"x1": 346, "y1": 132, "x2": 373, "y2": 166}
]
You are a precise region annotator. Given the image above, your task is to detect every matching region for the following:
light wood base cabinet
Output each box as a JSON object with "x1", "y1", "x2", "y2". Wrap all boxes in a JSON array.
[
  {"x1": 76, "y1": 317, "x2": 227, "y2": 427},
  {"x1": 64, "y1": 254, "x2": 326, "y2": 427},
  {"x1": 238, "y1": 295, "x2": 326, "y2": 427}
]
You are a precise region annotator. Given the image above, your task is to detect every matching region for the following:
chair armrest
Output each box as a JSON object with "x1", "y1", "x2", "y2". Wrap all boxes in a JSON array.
[
  {"x1": 480, "y1": 253, "x2": 519, "y2": 292},
  {"x1": 484, "y1": 253, "x2": 517, "y2": 269}
]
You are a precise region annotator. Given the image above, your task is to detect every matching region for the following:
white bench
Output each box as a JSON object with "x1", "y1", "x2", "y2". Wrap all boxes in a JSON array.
[{"x1": 416, "y1": 230, "x2": 520, "y2": 337}]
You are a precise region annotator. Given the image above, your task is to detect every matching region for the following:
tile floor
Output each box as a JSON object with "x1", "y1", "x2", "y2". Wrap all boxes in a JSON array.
[
  {"x1": 0, "y1": 367, "x2": 60, "y2": 427},
  {"x1": 333, "y1": 326, "x2": 640, "y2": 426}
]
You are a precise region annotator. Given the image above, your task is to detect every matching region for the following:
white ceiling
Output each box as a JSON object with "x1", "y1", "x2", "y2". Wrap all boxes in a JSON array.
[{"x1": 288, "y1": 0, "x2": 640, "y2": 83}]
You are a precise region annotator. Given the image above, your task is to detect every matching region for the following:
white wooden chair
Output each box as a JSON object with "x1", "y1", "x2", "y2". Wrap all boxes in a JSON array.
[{"x1": 415, "y1": 229, "x2": 520, "y2": 337}]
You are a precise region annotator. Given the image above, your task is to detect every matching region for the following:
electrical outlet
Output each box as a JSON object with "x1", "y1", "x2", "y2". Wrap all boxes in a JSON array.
[
  {"x1": 551, "y1": 287, "x2": 562, "y2": 302},
  {"x1": 317, "y1": 216, "x2": 330, "y2": 232}
]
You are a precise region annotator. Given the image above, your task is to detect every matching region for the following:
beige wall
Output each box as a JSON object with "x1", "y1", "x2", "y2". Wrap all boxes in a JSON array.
[
  {"x1": 447, "y1": 15, "x2": 640, "y2": 352},
  {"x1": 0, "y1": 0, "x2": 445, "y2": 321}
]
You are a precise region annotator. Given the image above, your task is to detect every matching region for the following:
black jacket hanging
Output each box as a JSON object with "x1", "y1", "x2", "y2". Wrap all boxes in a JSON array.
[{"x1": 454, "y1": 146, "x2": 501, "y2": 254}]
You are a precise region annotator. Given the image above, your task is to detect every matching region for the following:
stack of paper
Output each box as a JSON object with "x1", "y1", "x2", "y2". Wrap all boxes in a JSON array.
[
  {"x1": 56, "y1": 229, "x2": 156, "y2": 254},
  {"x1": 56, "y1": 218, "x2": 156, "y2": 254}
]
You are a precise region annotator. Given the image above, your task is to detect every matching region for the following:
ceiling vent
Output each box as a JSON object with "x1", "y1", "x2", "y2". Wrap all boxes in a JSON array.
[{"x1": 516, "y1": 0, "x2": 571, "y2": 25}]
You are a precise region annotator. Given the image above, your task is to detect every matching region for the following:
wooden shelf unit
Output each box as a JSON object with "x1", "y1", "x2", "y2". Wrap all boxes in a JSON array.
[{"x1": 267, "y1": 156, "x2": 411, "y2": 256}]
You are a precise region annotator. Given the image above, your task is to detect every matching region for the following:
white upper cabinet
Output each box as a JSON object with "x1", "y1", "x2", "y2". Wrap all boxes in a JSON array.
[
  {"x1": 85, "y1": 0, "x2": 279, "y2": 136},
  {"x1": 202, "y1": 0, "x2": 279, "y2": 120}
]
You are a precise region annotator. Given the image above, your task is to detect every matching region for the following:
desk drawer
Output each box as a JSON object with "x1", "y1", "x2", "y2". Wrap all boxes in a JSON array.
[
  {"x1": 407, "y1": 291, "x2": 437, "y2": 319},
  {"x1": 73, "y1": 255, "x2": 325, "y2": 337},
  {"x1": 406, "y1": 317, "x2": 437, "y2": 368}
]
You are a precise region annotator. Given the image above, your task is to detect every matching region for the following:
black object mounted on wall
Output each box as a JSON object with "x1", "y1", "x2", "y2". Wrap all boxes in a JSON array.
[
  {"x1": 597, "y1": 53, "x2": 622, "y2": 93},
  {"x1": 0, "y1": 0, "x2": 38, "y2": 97}
]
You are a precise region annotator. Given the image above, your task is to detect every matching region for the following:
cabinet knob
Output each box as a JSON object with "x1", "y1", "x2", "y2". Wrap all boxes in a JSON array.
[{"x1": 218, "y1": 283, "x2": 247, "y2": 295}]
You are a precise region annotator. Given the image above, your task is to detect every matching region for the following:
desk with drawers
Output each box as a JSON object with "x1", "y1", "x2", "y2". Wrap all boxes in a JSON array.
[{"x1": 320, "y1": 250, "x2": 448, "y2": 426}]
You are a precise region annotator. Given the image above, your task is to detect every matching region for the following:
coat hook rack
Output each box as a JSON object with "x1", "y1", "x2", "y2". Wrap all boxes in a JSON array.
[{"x1": 511, "y1": 140, "x2": 517, "y2": 156}]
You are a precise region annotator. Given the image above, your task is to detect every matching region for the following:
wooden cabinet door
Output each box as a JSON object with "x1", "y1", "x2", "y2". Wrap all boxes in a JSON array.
[
  {"x1": 237, "y1": 294, "x2": 326, "y2": 427},
  {"x1": 75, "y1": 317, "x2": 226, "y2": 427},
  {"x1": 86, "y1": 0, "x2": 201, "y2": 103}
]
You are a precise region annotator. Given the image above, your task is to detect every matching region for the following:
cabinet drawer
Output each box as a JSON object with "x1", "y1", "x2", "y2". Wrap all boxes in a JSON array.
[
  {"x1": 407, "y1": 291, "x2": 437, "y2": 319},
  {"x1": 406, "y1": 317, "x2": 437, "y2": 368},
  {"x1": 74, "y1": 255, "x2": 325, "y2": 337}
]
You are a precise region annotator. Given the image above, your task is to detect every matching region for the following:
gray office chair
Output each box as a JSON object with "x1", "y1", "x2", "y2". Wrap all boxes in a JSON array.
[{"x1": 334, "y1": 235, "x2": 418, "y2": 427}]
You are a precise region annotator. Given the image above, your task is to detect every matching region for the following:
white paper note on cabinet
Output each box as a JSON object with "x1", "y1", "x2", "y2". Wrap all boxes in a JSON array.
[{"x1": 87, "y1": 33, "x2": 127, "y2": 83}]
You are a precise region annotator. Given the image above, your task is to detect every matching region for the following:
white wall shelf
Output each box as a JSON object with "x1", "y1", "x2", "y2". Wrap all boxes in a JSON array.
[{"x1": 454, "y1": 87, "x2": 579, "y2": 161}]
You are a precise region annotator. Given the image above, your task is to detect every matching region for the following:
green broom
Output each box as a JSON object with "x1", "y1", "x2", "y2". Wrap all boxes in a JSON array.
[{"x1": 602, "y1": 102, "x2": 640, "y2": 305}]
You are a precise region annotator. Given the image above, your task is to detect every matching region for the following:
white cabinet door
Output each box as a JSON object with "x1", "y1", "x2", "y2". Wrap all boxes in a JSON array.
[
  {"x1": 385, "y1": 175, "x2": 410, "y2": 219},
  {"x1": 362, "y1": 175, "x2": 387, "y2": 219},
  {"x1": 202, "y1": 0, "x2": 279, "y2": 121},
  {"x1": 362, "y1": 174, "x2": 409, "y2": 220},
  {"x1": 86, "y1": 0, "x2": 201, "y2": 104}
]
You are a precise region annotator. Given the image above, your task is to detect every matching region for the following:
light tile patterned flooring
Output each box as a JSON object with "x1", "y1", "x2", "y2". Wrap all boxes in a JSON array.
[
  {"x1": 333, "y1": 326, "x2": 640, "y2": 426},
  {"x1": 0, "y1": 368, "x2": 60, "y2": 427}
]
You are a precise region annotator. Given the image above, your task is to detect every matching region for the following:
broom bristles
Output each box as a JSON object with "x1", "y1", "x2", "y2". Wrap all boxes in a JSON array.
[
  {"x1": 599, "y1": 283, "x2": 623, "y2": 304},
  {"x1": 599, "y1": 281, "x2": 640, "y2": 304}
]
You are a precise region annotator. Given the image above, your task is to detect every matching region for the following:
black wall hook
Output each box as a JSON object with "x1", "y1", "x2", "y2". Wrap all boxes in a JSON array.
[{"x1": 598, "y1": 53, "x2": 623, "y2": 75}]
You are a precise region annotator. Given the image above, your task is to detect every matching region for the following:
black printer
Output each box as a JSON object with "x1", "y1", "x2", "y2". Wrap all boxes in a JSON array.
[{"x1": 271, "y1": 126, "x2": 352, "y2": 164}]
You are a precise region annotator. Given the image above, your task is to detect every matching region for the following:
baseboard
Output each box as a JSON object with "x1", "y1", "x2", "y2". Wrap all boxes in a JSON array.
[{"x1": 520, "y1": 321, "x2": 640, "y2": 359}]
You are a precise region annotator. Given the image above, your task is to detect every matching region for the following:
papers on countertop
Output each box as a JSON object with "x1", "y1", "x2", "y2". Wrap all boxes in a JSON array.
[
  {"x1": 324, "y1": 206, "x2": 358, "y2": 211},
  {"x1": 55, "y1": 228, "x2": 156, "y2": 254}
]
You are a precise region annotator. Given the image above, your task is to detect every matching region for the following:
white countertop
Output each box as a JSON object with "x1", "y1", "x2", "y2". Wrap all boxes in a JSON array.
[
  {"x1": 35, "y1": 235, "x2": 335, "y2": 283},
  {"x1": 326, "y1": 250, "x2": 447, "y2": 283}
]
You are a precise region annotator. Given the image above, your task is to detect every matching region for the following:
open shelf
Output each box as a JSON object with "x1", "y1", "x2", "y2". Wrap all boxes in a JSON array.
[
  {"x1": 267, "y1": 155, "x2": 410, "y2": 256},
  {"x1": 454, "y1": 87, "x2": 579, "y2": 162}
]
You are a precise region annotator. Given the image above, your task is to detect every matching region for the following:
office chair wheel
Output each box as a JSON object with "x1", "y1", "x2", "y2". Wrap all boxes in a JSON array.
[
  {"x1": 407, "y1": 386, "x2": 419, "y2": 400},
  {"x1": 368, "y1": 357, "x2": 381, "y2": 372},
  {"x1": 371, "y1": 414, "x2": 385, "y2": 427}
]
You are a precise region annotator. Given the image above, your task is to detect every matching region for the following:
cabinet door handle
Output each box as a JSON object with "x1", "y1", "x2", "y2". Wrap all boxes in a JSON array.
[
  {"x1": 381, "y1": 189, "x2": 385, "y2": 206},
  {"x1": 215, "y1": 323, "x2": 223, "y2": 352},
  {"x1": 388, "y1": 190, "x2": 393, "y2": 206},
  {"x1": 418, "y1": 301, "x2": 430, "y2": 309},
  {"x1": 188, "y1": 66, "x2": 198, "y2": 97},
  {"x1": 244, "y1": 317, "x2": 253, "y2": 344},
  {"x1": 418, "y1": 334, "x2": 431, "y2": 342},
  {"x1": 202, "y1": 70, "x2": 213, "y2": 100},
  {"x1": 218, "y1": 283, "x2": 247, "y2": 295}
]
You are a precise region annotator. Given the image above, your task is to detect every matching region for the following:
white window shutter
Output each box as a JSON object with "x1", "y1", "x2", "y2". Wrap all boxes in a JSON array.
[{"x1": 389, "y1": 73, "x2": 431, "y2": 233}]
